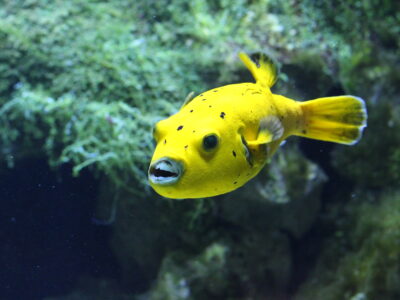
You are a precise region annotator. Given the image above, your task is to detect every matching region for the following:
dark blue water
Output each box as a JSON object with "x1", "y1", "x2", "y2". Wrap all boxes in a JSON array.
[{"x1": 0, "y1": 159, "x2": 119, "y2": 300}]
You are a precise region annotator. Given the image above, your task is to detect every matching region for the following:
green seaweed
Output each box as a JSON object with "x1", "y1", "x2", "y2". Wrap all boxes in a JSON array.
[{"x1": 0, "y1": 86, "x2": 156, "y2": 192}]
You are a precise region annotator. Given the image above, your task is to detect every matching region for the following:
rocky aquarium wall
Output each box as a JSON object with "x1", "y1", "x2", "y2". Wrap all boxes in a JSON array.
[{"x1": 0, "y1": 1, "x2": 399, "y2": 299}]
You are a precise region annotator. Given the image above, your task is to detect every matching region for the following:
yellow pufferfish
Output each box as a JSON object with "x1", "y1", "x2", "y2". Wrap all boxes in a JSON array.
[{"x1": 148, "y1": 52, "x2": 367, "y2": 199}]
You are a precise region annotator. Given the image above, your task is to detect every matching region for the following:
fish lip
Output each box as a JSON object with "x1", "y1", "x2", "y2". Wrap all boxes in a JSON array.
[{"x1": 148, "y1": 157, "x2": 183, "y2": 186}]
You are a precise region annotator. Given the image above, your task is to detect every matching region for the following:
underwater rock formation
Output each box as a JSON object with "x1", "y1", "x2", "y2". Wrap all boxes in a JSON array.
[
  {"x1": 220, "y1": 142, "x2": 326, "y2": 239},
  {"x1": 332, "y1": 99, "x2": 400, "y2": 189},
  {"x1": 103, "y1": 142, "x2": 325, "y2": 299},
  {"x1": 294, "y1": 190, "x2": 400, "y2": 300}
]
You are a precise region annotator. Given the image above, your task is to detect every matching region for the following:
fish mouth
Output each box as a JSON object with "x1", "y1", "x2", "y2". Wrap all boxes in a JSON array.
[{"x1": 148, "y1": 158, "x2": 183, "y2": 185}]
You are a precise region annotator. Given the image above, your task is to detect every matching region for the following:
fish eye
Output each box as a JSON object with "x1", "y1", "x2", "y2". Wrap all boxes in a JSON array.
[{"x1": 202, "y1": 134, "x2": 219, "y2": 151}]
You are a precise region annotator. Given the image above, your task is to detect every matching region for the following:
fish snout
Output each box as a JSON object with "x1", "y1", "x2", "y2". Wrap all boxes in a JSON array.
[{"x1": 148, "y1": 157, "x2": 183, "y2": 185}]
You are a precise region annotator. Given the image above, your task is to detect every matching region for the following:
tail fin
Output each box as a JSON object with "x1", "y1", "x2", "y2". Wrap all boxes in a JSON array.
[
  {"x1": 297, "y1": 96, "x2": 367, "y2": 145},
  {"x1": 239, "y1": 52, "x2": 279, "y2": 88}
]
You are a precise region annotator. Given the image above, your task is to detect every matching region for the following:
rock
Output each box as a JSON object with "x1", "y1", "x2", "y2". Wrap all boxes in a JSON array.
[
  {"x1": 219, "y1": 141, "x2": 326, "y2": 239},
  {"x1": 294, "y1": 189, "x2": 400, "y2": 300}
]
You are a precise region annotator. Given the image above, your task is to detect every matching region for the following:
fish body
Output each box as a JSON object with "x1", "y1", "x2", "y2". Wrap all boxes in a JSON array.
[{"x1": 148, "y1": 52, "x2": 367, "y2": 199}]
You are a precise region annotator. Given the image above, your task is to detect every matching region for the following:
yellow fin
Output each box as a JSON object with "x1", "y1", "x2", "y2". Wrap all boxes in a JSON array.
[
  {"x1": 239, "y1": 52, "x2": 279, "y2": 88},
  {"x1": 298, "y1": 95, "x2": 367, "y2": 145},
  {"x1": 247, "y1": 116, "x2": 284, "y2": 147}
]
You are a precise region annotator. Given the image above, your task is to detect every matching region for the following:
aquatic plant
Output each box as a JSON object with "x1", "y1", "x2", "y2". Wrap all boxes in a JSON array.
[{"x1": 0, "y1": 86, "x2": 156, "y2": 192}]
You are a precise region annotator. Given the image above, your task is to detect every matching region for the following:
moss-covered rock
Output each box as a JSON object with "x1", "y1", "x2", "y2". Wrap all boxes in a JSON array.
[
  {"x1": 148, "y1": 243, "x2": 228, "y2": 300},
  {"x1": 0, "y1": 0, "x2": 257, "y2": 188},
  {"x1": 0, "y1": 87, "x2": 155, "y2": 189},
  {"x1": 294, "y1": 190, "x2": 400, "y2": 300},
  {"x1": 220, "y1": 141, "x2": 326, "y2": 238},
  {"x1": 332, "y1": 100, "x2": 400, "y2": 189},
  {"x1": 148, "y1": 232, "x2": 292, "y2": 300},
  {"x1": 108, "y1": 188, "x2": 219, "y2": 292},
  {"x1": 2, "y1": 0, "x2": 397, "y2": 192},
  {"x1": 106, "y1": 141, "x2": 324, "y2": 298}
]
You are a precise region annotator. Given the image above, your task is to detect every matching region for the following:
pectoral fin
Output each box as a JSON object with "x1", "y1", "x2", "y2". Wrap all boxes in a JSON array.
[
  {"x1": 247, "y1": 116, "x2": 284, "y2": 147},
  {"x1": 181, "y1": 91, "x2": 195, "y2": 108}
]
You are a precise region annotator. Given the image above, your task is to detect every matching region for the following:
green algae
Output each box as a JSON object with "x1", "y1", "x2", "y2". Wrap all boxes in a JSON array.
[
  {"x1": 0, "y1": 86, "x2": 155, "y2": 192},
  {"x1": 1, "y1": 0, "x2": 398, "y2": 191},
  {"x1": 295, "y1": 190, "x2": 400, "y2": 300}
]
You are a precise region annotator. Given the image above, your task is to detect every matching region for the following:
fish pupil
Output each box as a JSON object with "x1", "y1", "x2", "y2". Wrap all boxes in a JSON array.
[{"x1": 203, "y1": 134, "x2": 218, "y2": 151}]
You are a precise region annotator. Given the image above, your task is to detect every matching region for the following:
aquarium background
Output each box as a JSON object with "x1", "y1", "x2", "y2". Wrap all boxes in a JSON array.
[{"x1": 0, "y1": 0, "x2": 399, "y2": 299}]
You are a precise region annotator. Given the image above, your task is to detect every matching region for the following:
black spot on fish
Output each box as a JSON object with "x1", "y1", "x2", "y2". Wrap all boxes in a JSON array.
[
  {"x1": 190, "y1": 109, "x2": 193, "y2": 113},
  {"x1": 232, "y1": 150, "x2": 236, "y2": 157},
  {"x1": 193, "y1": 130, "x2": 196, "y2": 133},
  {"x1": 199, "y1": 94, "x2": 203, "y2": 97},
  {"x1": 209, "y1": 105, "x2": 212, "y2": 108},
  {"x1": 164, "y1": 139, "x2": 167, "y2": 144},
  {"x1": 220, "y1": 112, "x2": 225, "y2": 119},
  {"x1": 202, "y1": 98, "x2": 207, "y2": 101},
  {"x1": 234, "y1": 181, "x2": 237, "y2": 185},
  {"x1": 302, "y1": 129, "x2": 307, "y2": 134},
  {"x1": 184, "y1": 145, "x2": 188, "y2": 149},
  {"x1": 213, "y1": 89, "x2": 218, "y2": 92},
  {"x1": 177, "y1": 125, "x2": 183, "y2": 131}
]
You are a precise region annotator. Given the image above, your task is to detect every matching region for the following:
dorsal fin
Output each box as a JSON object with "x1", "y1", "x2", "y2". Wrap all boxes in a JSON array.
[{"x1": 239, "y1": 52, "x2": 279, "y2": 88}]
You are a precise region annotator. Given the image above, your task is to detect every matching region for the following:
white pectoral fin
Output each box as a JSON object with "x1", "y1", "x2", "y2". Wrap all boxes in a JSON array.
[
  {"x1": 180, "y1": 91, "x2": 195, "y2": 108},
  {"x1": 247, "y1": 116, "x2": 284, "y2": 147}
]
